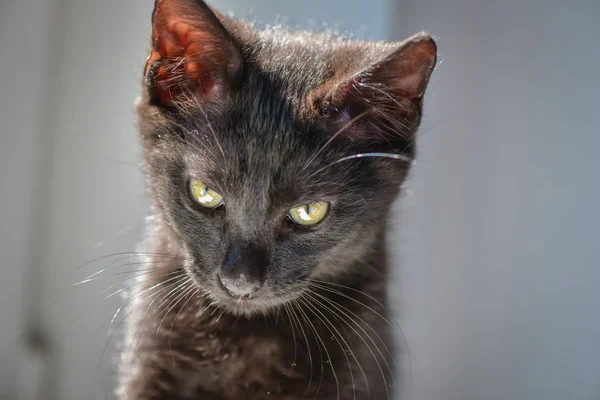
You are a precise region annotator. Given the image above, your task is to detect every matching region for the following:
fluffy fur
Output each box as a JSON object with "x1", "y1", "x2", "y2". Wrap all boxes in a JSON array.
[{"x1": 117, "y1": 0, "x2": 436, "y2": 398}]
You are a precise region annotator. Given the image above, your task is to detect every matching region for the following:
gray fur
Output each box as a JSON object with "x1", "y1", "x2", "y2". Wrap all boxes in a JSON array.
[{"x1": 117, "y1": 1, "x2": 436, "y2": 398}]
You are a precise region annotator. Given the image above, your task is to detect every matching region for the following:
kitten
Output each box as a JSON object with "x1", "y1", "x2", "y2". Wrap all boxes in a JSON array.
[{"x1": 117, "y1": 0, "x2": 436, "y2": 398}]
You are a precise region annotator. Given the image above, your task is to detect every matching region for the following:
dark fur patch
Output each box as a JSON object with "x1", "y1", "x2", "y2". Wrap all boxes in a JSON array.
[{"x1": 118, "y1": 0, "x2": 436, "y2": 398}]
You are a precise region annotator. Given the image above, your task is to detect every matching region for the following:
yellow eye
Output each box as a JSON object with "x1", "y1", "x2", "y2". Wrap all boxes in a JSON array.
[
  {"x1": 189, "y1": 179, "x2": 224, "y2": 209},
  {"x1": 288, "y1": 201, "x2": 329, "y2": 226}
]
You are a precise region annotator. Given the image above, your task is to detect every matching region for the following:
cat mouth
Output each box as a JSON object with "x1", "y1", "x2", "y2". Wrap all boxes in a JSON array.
[
  {"x1": 186, "y1": 266, "x2": 305, "y2": 316},
  {"x1": 211, "y1": 291, "x2": 270, "y2": 316},
  {"x1": 216, "y1": 274, "x2": 262, "y2": 301},
  {"x1": 207, "y1": 280, "x2": 305, "y2": 317}
]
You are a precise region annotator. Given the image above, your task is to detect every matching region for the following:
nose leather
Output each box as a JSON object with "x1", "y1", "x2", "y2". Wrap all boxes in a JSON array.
[{"x1": 219, "y1": 242, "x2": 267, "y2": 298}]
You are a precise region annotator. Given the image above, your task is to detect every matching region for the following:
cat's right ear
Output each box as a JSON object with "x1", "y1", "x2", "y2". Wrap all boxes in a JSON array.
[
  {"x1": 144, "y1": 0, "x2": 243, "y2": 108},
  {"x1": 315, "y1": 33, "x2": 437, "y2": 150}
]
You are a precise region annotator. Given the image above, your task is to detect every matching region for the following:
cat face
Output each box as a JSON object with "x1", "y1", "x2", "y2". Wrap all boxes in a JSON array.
[{"x1": 137, "y1": 0, "x2": 436, "y2": 316}]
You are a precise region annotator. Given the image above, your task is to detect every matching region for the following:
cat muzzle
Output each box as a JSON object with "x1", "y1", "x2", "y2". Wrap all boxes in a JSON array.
[{"x1": 219, "y1": 242, "x2": 267, "y2": 299}]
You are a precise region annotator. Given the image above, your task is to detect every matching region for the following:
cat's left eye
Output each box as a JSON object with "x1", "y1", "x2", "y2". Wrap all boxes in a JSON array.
[
  {"x1": 189, "y1": 179, "x2": 224, "y2": 209},
  {"x1": 288, "y1": 201, "x2": 329, "y2": 226}
]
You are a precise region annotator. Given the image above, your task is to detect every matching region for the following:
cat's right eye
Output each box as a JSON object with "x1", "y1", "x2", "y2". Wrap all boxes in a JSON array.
[
  {"x1": 189, "y1": 179, "x2": 224, "y2": 209},
  {"x1": 288, "y1": 201, "x2": 329, "y2": 226}
]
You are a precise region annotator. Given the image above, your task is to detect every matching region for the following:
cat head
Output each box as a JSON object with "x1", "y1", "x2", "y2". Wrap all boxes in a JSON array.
[{"x1": 137, "y1": 0, "x2": 437, "y2": 316}]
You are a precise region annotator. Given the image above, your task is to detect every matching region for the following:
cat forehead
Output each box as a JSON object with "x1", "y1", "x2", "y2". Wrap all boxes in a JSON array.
[
  {"x1": 223, "y1": 19, "x2": 397, "y2": 92},
  {"x1": 182, "y1": 129, "x2": 313, "y2": 181},
  {"x1": 181, "y1": 122, "x2": 347, "y2": 197}
]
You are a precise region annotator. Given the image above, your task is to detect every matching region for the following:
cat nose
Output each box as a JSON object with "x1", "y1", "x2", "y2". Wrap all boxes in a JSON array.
[{"x1": 219, "y1": 242, "x2": 267, "y2": 299}]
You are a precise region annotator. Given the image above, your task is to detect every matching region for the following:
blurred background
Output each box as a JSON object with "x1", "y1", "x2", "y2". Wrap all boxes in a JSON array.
[{"x1": 1, "y1": 0, "x2": 599, "y2": 399}]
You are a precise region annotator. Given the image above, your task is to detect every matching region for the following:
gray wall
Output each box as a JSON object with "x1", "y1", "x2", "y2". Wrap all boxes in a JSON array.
[
  {"x1": 0, "y1": 1, "x2": 58, "y2": 398},
  {"x1": 392, "y1": 1, "x2": 600, "y2": 399},
  {"x1": 1, "y1": 1, "x2": 598, "y2": 400}
]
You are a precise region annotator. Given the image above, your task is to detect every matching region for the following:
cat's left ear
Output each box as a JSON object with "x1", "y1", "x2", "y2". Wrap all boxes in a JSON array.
[
  {"x1": 319, "y1": 33, "x2": 437, "y2": 147},
  {"x1": 144, "y1": 0, "x2": 243, "y2": 108}
]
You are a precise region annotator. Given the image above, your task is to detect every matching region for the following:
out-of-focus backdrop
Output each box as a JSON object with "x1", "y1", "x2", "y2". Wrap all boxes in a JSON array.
[{"x1": 1, "y1": 0, "x2": 599, "y2": 399}]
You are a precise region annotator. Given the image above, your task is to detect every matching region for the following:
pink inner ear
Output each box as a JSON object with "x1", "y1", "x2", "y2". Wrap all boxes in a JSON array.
[
  {"x1": 145, "y1": 1, "x2": 226, "y2": 105},
  {"x1": 384, "y1": 37, "x2": 437, "y2": 98},
  {"x1": 391, "y1": 65, "x2": 429, "y2": 98}
]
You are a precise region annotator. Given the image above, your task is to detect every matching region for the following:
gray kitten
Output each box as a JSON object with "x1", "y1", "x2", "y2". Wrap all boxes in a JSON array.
[{"x1": 117, "y1": 0, "x2": 436, "y2": 398}]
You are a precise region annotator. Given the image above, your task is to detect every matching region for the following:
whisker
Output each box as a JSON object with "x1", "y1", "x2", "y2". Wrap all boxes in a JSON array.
[
  {"x1": 307, "y1": 280, "x2": 397, "y2": 329},
  {"x1": 108, "y1": 275, "x2": 189, "y2": 327},
  {"x1": 93, "y1": 276, "x2": 188, "y2": 389},
  {"x1": 290, "y1": 301, "x2": 318, "y2": 400},
  {"x1": 70, "y1": 269, "x2": 185, "y2": 326},
  {"x1": 200, "y1": 106, "x2": 227, "y2": 160},
  {"x1": 306, "y1": 289, "x2": 392, "y2": 400},
  {"x1": 308, "y1": 288, "x2": 396, "y2": 368},
  {"x1": 169, "y1": 288, "x2": 200, "y2": 365},
  {"x1": 156, "y1": 281, "x2": 195, "y2": 336},
  {"x1": 306, "y1": 279, "x2": 415, "y2": 366},
  {"x1": 74, "y1": 255, "x2": 188, "y2": 285},
  {"x1": 130, "y1": 276, "x2": 196, "y2": 361},
  {"x1": 74, "y1": 251, "x2": 190, "y2": 273},
  {"x1": 215, "y1": 307, "x2": 227, "y2": 323},
  {"x1": 185, "y1": 129, "x2": 218, "y2": 163},
  {"x1": 302, "y1": 110, "x2": 371, "y2": 172},
  {"x1": 308, "y1": 152, "x2": 413, "y2": 179},
  {"x1": 295, "y1": 299, "x2": 337, "y2": 400},
  {"x1": 282, "y1": 303, "x2": 299, "y2": 377},
  {"x1": 103, "y1": 270, "x2": 184, "y2": 302},
  {"x1": 300, "y1": 295, "x2": 360, "y2": 400},
  {"x1": 307, "y1": 279, "x2": 413, "y2": 374}
]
